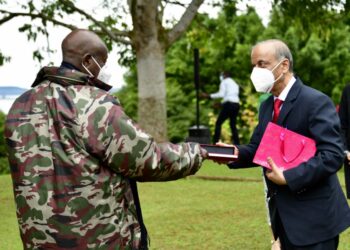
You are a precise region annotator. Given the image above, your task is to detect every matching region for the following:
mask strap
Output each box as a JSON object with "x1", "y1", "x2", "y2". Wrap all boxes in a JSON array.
[
  {"x1": 82, "y1": 55, "x2": 102, "y2": 77},
  {"x1": 267, "y1": 60, "x2": 285, "y2": 93},
  {"x1": 90, "y1": 56, "x2": 102, "y2": 70},
  {"x1": 274, "y1": 72, "x2": 284, "y2": 83},
  {"x1": 271, "y1": 58, "x2": 285, "y2": 72},
  {"x1": 271, "y1": 59, "x2": 285, "y2": 87},
  {"x1": 265, "y1": 72, "x2": 283, "y2": 93},
  {"x1": 82, "y1": 63, "x2": 94, "y2": 77}
]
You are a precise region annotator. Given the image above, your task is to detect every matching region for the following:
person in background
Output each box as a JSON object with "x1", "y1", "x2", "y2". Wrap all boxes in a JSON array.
[
  {"x1": 4, "y1": 29, "x2": 207, "y2": 250},
  {"x1": 220, "y1": 39, "x2": 350, "y2": 249},
  {"x1": 338, "y1": 84, "x2": 350, "y2": 199},
  {"x1": 201, "y1": 71, "x2": 240, "y2": 144}
]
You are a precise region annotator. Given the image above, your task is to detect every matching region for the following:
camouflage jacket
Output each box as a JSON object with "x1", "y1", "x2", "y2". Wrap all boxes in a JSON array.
[{"x1": 5, "y1": 66, "x2": 204, "y2": 250}]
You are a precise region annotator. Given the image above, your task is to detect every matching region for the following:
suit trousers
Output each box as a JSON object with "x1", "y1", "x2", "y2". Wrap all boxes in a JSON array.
[{"x1": 273, "y1": 207, "x2": 339, "y2": 250}]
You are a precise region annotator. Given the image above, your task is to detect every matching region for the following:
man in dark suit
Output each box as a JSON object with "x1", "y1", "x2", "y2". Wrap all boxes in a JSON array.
[{"x1": 227, "y1": 39, "x2": 350, "y2": 249}]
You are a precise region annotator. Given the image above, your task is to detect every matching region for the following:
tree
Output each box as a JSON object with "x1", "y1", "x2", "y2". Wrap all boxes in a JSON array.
[
  {"x1": 264, "y1": 2, "x2": 350, "y2": 103},
  {"x1": 0, "y1": 0, "x2": 206, "y2": 142}
]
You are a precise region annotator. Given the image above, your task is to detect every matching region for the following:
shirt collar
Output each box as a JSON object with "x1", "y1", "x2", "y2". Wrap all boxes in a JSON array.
[
  {"x1": 60, "y1": 61, "x2": 80, "y2": 71},
  {"x1": 275, "y1": 76, "x2": 296, "y2": 101},
  {"x1": 31, "y1": 66, "x2": 112, "y2": 92}
]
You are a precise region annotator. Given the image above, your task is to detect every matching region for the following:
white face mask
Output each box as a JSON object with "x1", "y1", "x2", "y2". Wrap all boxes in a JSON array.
[
  {"x1": 250, "y1": 59, "x2": 284, "y2": 93},
  {"x1": 219, "y1": 74, "x2": 224, "y2": 82},
  {"x1": 82, "y1": 56, "x2": 112, "y2": 84}
]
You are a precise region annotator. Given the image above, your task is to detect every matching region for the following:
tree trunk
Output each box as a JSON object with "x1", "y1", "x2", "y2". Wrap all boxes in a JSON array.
[
  {"x1": 136, "y1": 42, "x2": 167, "y2": 142},
  {"x1": 130, "y1": 0, "x2": 203, "y2": 142},
  {"x1": 131, "y1": 0, "x2": 168, "y2": 142}
]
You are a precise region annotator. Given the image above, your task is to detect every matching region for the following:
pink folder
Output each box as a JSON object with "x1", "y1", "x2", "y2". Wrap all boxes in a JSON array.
[{"x1": 253, "y1": 122, "x2": 316, "y2": 171}]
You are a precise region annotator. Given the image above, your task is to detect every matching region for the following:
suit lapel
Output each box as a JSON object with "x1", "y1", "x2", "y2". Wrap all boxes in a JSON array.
[
  {"x1": 261, "y1": 95, "x2": 274, "y2": 128},
  {"x1": 277, "y1": 78, "x2": 302, "y2": 125}
]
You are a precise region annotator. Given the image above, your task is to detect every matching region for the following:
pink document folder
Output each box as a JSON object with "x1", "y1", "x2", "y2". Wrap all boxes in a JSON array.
[{"x1": 253, "y1": 122, "x2": 316, "y2": 171}]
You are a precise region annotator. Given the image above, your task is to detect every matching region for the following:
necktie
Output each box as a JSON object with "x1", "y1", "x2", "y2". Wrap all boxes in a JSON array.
[{"x1": 272, "y1": 99, "x2": 283, "y2": 123}]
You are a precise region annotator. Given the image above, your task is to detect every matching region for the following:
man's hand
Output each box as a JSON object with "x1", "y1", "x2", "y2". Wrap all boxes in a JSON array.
[
  {"x1": 199, "y1": 92, "x2": 210, "y2": 99},
  {"x1": 265, "y1": 157, "x2": 287, "y2": 185},
  {"x1": 346, "y1": 151, "x2": 350, "y2": 164},
  {"x1": 200, "y1": 147, "x2": 209, "y2": 160},
  {"x1": 209, "y1": 142, "x2": 238, "y2": 165}
]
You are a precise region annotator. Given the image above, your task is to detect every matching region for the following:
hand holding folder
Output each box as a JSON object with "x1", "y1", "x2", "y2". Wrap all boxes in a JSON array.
[
  {"x1": 200, "y1": 144, "x2": 238, "y2": 163},
  {"x1": 253, "y1": 122, "x2": 316, "y2": 171}
]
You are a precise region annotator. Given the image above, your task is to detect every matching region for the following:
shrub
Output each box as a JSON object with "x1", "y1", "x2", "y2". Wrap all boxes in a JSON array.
[{"x1": 0, "y1": 157, "x2": 9, "y2": 175}]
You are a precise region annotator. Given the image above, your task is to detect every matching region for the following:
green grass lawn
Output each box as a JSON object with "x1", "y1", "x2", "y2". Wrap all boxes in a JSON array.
[{"x1": 1, "y1": 162, "x2": 350, "y2": 249}]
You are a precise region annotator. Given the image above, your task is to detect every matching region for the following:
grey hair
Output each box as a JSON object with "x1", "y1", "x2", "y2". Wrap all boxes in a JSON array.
[{"x1": 254, "y1": 39, "x2": 294, "y2": 72}]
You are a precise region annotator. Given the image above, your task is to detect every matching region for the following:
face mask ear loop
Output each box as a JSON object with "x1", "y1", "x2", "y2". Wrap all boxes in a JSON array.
[
  {"x1": 271, "y1": 58, "x2": 285, "y2": 72},
  {"x1": 91, "y1": 56, "x2": 102, "y2": 70},
  {"x1": 274, "y1": 72, "x2": 284, "y2": 83},
  {"x1": 82, "y1": 63, "x2": 94, "y2": 77},
  {"x1": 269, "y1": 58, "x2": 286, "y2": 92}
]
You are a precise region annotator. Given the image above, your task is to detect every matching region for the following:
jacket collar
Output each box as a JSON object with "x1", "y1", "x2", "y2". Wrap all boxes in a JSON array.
[
  {"x1": 262, "y1": 76, "x2": 303, "y2": 126},
  {"x1": 277, "y1": 77, "x2": 302, "y2": 124},
  {"x1": 31, "y1": 66, "x2": 112, "y2": 92}
]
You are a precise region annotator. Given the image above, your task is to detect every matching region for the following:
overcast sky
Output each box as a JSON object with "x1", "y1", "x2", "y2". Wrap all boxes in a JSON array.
[{"x1": 0, "y1": 1, "x2": 271, "y2": 90}]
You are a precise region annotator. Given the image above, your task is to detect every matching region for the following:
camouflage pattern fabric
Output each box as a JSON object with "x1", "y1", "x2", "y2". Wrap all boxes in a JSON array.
[{"x1": 5, "y1": 66, "x2": 205, "y2": 249}]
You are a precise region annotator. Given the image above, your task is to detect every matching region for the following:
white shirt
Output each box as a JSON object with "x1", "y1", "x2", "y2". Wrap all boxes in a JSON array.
[
  {"x1": 272, "y1": 76, "x2": 296, "y2": 118},
  {"x1": 275, "y1": 76, "x2": 296, "y2": 102},
  {"x1": 210, "y1": 77, "x2": 240, "y2": 103}
]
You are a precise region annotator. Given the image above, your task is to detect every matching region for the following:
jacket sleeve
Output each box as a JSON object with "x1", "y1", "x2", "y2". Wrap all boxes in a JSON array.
[
  {"x1": 210, "y1": 81, "x2": 226, "y2": 99},
  {"x1": 83, "y1": 94, "x2": 204, "y2": 182},
  {"x1": 284, "y1": 94, "x2": 345, "y2": 192}
]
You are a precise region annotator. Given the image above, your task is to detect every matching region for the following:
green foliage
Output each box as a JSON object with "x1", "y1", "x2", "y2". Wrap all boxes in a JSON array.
[
  {"x1": 0, "y1": 157, "x2": 9, "y2": 175},
  {"x1": 162, "y1": 2, "x2": 264, "y2": 144},
  {"x1": 116, "y1": 65, "x2": 212, "y2": 143},
  {"x1": 274, "y1": 0, "x2": 345, "y2": 36},
  {"x1": 0, "y1": 51, "x2": 10, "y2": 66},
  {"x1": 117, "y1": 2, "x2": 281, "y2": 144},
  {"x1": 5, "y1": 0, "x2": 350, "y2": 142},
  {"x1": 166, "y1": 79, "x2": 212, "y2": 143},
  {"x1": 114, "y1": 0, "x2": 350, "y2": 143},
  {"x1": 114, "y1": 67, "x2": 138, "y2": 121},
  {"x1": 265, "y1": 6, "x2": 350, "y2": 103}
]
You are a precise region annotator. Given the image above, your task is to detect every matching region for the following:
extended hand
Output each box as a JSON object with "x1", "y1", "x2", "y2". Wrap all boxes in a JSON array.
[
  {"x1": 265, "y1": 157, "x2": 287, "y2": 185},
  {"x1": 199, "y1": 92, "x2": 210, "y2": 99},
  {"x1": 210, "y1": 142, "x2": 238, "y2": 165},
  {"x1": 347, "y1": 152, "x2": 350, "y2": 164}
]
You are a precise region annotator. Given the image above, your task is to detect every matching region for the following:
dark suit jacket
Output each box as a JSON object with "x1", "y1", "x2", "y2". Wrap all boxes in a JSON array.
[
  {"x1": 229, "y1": 77, "x2": 350, "y2": 246},
  {"x1": 338, "y1": 84, "x2": 350, "y2": 199}
]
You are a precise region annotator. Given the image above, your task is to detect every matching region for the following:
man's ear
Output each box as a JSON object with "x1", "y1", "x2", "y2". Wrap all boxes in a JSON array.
[
  {"x1": 82, "y1": 54, "x2": 92, "y2": 67},
  {"x1": 282, "y1": 59, "x2": 290, "y2": 73}
]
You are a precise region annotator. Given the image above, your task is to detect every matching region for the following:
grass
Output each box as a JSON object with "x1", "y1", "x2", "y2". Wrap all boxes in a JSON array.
[{"x1": 0, "y1": 162, "x2": 350, "y2": 249}]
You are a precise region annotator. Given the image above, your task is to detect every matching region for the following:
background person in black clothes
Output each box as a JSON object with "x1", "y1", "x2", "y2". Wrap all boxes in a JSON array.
[
  {"x1": 201, "y1": 71, "x2": 240, "y2": 144},
  {"x1": 338, "y1": 84, "x2": 350, "y2": 199}
]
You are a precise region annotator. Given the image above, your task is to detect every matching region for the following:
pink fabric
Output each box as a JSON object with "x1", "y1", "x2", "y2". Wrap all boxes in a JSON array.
[{"x1": 253, "y1": 122, "x2": 316, "y2": 170}]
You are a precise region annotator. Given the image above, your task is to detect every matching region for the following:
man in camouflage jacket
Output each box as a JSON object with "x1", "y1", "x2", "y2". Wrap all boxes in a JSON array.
[{"x1": 5, "y1": 29, "x2": 207, "y2": 249}]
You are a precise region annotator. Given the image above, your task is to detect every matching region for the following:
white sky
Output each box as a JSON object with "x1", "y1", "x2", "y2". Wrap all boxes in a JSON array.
[{"x1": 0, "y1": 1, "x2": 271, "y2": 90}]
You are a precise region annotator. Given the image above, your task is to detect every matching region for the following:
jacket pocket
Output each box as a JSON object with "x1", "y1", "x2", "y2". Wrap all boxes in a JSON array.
[{"x1": 295, "y1": 184, "x2": 332, "y2": 201}]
